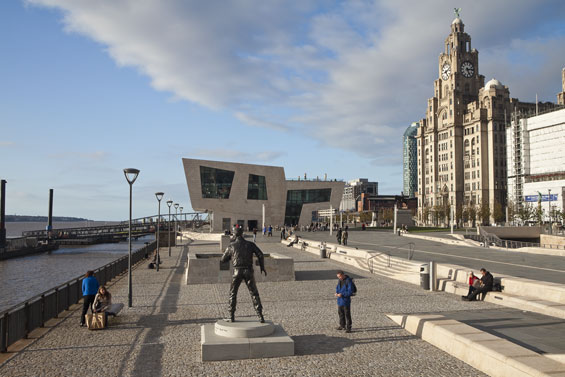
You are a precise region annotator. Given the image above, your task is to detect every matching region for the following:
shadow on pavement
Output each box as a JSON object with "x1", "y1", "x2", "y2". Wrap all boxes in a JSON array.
[
  {"x1": 295, "y1": 270, "x2": 365, "y2": 281},
  {"x1": 293, "y1": 334, "x2": 354, "y2": 355}
]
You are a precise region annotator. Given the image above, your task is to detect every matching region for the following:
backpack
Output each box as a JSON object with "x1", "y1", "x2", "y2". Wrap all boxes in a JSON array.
[{"x1": 349, "y1": 278, "x2": 357, "y2": 296}]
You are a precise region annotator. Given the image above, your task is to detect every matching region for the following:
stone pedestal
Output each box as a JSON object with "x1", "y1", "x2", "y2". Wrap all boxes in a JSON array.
[
  {"x1": 201, "y1": 319, "x2": 294, "y2": 361},
  {"x1": 220, "y1": 235, "x2": 231, "y2": 252}
]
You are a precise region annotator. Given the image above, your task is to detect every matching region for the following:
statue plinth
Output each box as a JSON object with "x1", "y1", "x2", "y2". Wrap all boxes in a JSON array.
[{"x1": 201, "y1": 319, "x2": 294, "y2": 361}]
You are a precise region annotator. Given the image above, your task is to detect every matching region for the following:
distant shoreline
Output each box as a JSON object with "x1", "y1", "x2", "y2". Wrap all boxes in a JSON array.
[{"x1": 5, "y1": 215, "x2": 91, "y2": 222}]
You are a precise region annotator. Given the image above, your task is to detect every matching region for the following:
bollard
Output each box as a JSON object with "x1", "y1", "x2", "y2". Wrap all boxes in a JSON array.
[{"x1": 429, "y1": 261, "x2": 436, "y2": 291}]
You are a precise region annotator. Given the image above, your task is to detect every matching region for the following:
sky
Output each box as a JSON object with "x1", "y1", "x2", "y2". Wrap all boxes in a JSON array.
[{"x1": 1, "y1": 0, "x2": 564, "y2": 221}]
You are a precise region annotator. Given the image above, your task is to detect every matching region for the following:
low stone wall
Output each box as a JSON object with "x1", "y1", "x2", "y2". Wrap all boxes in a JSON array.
[
  {"x1": 540, "y1": 234, "x2": 565, "y2": 249},
  {"x1": 185, "y1": 252, "x2": 295, "y2": 284},
  {"x1": 480, "y1": 226, "x2": 542, "y2": 239},
  {"x1": 182, "y1": 231, "x2": 222, "y2": 242}
]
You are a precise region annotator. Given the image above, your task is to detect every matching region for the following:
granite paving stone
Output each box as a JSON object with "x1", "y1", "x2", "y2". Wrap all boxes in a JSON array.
[{"x1": 0, "y1": 236, "x2": 491, "y2": 376}]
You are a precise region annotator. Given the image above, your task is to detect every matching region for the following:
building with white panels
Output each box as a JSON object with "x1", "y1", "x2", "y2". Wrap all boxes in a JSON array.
[{"x1": 507, "y1": 107, "x2": 565, "y2": 220}]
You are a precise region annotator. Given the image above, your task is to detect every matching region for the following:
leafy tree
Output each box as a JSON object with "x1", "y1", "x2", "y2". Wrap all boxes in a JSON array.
[
  {"x1": 517, "y1": 204, "x2": 533, "y2": 224},
  {"x1": 422, "y1": 205, "x2": 430, "y2": 226},
  {"x1": 479, "y1": 201, "x2": 490, "y2": 225},
  {"x1": 492, "y1": 202, "x2": 505, "y2": 224},
  {"x1": 467, "y1": 205, "x2": 477, "y2": 227},
  {"x1": 534, "y1": 205, "x2": 544, "y2": 225},
  {"x1": 359, "y1": 211, "x2": 372, "y2": 223},
  {"x1": 456, "y1": 204, "x2": 463, "y2": 227}
]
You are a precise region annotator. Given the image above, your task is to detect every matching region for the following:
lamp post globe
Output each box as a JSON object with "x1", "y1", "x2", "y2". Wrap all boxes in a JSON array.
[
  {"x1": 123, "y1": 168, "x2": 140, "y2": 308},
  {"x1": 167, "y1": 200, "x2": 173, "y2": 257},
  {"x1": 155, "y1": 192, "x2": 164, "y2": 272}
]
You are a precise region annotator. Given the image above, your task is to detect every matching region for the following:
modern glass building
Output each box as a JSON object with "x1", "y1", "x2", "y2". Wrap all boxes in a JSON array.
[
  {"x1": 403, "y1": 122, "x2": 419, "y2": 198},
  {"x1": 183, "y1": 158, "x2": 344, "y2": 231}
]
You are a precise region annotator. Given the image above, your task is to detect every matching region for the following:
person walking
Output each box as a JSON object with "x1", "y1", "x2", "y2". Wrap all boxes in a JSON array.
[
  {"x1": 280, "y1": 227, "x2": 286, "y2": 240},
  {"x1": 342, "y1": 227, "x2": 349, "y2": 246},
  {"x1": 80, "y1": 270, "x2": 99, "y2": 327},
  {"x1": 268, "y1": 225, "x2": 273, "y2": 237},
  {"x1": 335, "y1": 270, "x2": 354, "y2": 333},
  {"x1": 336, "y1": 228, "x2": 342, "y2": 245},
  {"x1": 253, "y1": 228, "x2": 257, "y2": 243}
]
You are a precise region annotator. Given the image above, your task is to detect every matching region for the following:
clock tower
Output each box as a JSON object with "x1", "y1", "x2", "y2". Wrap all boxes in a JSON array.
[{"x1": 417, "y1": 14, "x2": 510, "y2": 226}]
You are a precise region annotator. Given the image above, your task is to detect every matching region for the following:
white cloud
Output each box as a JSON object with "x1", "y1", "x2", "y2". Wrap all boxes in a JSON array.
[
  {"x1": 26, "y1": 0, "x2": 565, "y2": 163},
  {"x1": 48, "y1": 150, "x2": 109, "y2": 160},
  {"x1": 0, "y1": 141, "x2": 15, "y2": 147},
  {"x1": 191, "y1": 148, "x2": 286, "y2": 164},
  {"x1": 234, "y1": 112, "x2": 290, "y2": 132}
]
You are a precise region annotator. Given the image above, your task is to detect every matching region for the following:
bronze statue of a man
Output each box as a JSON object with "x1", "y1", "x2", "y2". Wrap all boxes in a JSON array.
[{"x1": 221, "y1": 227, "x2": 267, "y2": 322}]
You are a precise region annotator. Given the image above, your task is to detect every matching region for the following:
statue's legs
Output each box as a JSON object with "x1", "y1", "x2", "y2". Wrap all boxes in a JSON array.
[
  {"x1": 228, "y1": 269, "x2": 245, "y2": 321},
  {"x1": 243, "y1": 269, "x2": 264, "y2": 322}
]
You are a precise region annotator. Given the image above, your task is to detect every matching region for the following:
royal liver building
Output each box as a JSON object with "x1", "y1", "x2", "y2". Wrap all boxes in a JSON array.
[{"x1": 417, "y1": 15, "x2": 513, "y2": 226}]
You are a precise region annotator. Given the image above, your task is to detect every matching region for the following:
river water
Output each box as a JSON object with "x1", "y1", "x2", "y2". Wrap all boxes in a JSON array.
[{"x1": 0, "y1": 234, "x2": 153, "y2": 312}]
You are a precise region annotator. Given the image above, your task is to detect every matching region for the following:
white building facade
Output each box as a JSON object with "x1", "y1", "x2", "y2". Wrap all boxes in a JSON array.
[{"x1": 507, "y1": 107, "x2": 565, "y2": 220}]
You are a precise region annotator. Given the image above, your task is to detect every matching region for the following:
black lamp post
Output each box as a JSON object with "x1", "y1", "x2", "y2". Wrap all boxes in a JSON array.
[
  {"x1": 179, "y1": 207, "x2": 183, "y2": 232},
  {"x1": 174, "y1": 203, "x2": 179, "y2": 245},
  {"x1": 155, "y1": 192, "x2": 164, "y2": 272},
  {"x1": 167, "y1": 199, "x2": 173, "y2": 256},
  {"x1": 123, "y1": 168, "x2": 140, "y2": 308}
]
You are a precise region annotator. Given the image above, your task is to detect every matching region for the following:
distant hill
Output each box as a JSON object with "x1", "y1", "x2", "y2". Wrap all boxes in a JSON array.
[{"x1": 6, "y1": 215, "x2": 90, "y2": 222}]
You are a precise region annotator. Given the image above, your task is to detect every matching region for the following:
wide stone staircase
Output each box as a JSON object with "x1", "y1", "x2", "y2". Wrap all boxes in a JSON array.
[{"x1": 283, "y1": 238, "x2": 421, "y2": 285}]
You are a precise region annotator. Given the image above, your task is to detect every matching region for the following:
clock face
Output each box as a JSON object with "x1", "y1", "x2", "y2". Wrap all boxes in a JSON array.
[
  {"x1": 461, "y1": 61, "x2": 475, "y2": 78},
  {"x1": 441, "y1": 63, "x2": 451, "y2": 80}
]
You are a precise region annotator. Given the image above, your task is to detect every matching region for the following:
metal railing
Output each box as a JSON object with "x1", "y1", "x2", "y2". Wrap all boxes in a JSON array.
[
  {"x1": 367, "y1": 251, "x2": 391, "y2": 272},
  {"x1": 0, "y1": 240, "x2": 156, "y2": 352},
  {"x1": 464, "y1": 234, "x2": 541, "y2": 249}
]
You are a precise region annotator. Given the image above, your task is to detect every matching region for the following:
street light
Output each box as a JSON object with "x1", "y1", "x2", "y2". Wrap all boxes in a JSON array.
[
  {"x1": 167, "y1": 199, "x2": 173, "y2": 257},
  {"x1": 179, "y1": 206, "x2": 183, "y2": 232},
  {"x1": 548, "y1": 189, "x2": 552, "y2": 234},
  {"x1": 123, "y1": 168, "x2": 140, "y2": 308},
  {"x1": 155, "y1": 192, "x2": 164, "y2": 272},
  {"x1": 174, "y1": 203, "x2": 179, "y2": 244}
]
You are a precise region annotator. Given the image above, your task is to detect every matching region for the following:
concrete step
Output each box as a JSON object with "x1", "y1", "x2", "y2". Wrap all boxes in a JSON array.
[
  {"x1": 437, "y1": 279, "x2": 565, "y2": 320},
  {"x1": 387, "y1": 313, "x2": 565, "y2": 377}
]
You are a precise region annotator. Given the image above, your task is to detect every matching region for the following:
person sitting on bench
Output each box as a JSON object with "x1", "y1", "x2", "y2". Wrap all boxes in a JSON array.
[{"x1": 463, "y1": 268, "x2": 493, "y2": 301}]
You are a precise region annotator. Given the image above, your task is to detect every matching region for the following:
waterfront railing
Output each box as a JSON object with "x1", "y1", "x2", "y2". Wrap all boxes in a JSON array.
[{"x1": 0, "y1": 240, "x2": 156, "y2": 352}]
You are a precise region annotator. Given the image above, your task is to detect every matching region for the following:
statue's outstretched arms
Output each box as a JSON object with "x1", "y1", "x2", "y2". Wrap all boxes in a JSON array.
[
  {"x1": 252, "y1": 243, "x2": 267, "y2": 276},
  {"x1": 220, "y1": 245, "x2": 232, "y2": 263}
]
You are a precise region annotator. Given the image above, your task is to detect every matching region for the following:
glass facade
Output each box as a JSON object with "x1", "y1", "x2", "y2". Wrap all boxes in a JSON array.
[
  {"x1": 285, "y1": 189, "x2": 332, "y2": 225},
  {"x1": 200, "y1": 166, "x2": 235, "y2": 199},
  {"x1": 403, "y1": 122, "x2": 419, "y2": 198},
  {"x1": 247, "y1": 174, "x2": 268, "y2": 200}
]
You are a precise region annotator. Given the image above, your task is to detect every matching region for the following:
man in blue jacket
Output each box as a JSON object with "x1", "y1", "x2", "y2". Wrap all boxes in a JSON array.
[
  {"x1": 335, "y1": 270, "x2": 353, "y2": 333},
  {"x1": 81, "y1": 270, "x2": 99, "y2": 327}
]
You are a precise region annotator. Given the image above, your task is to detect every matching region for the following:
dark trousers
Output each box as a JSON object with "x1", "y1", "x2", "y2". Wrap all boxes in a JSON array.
[
  {"x1": 468, "y1": 286, "x2": 490, "y2": 301},
  {"x1": 229, "y1": 268, "x2": 263, "y2": 317},
  {"x1": 81, "y1": 294, "x2": 95, "y2": 324},
  {"x1": 343, "y1": 238, "x2": 348, "y2": 246},
  {"x1": 338, "y1": 305, "x2": 352, "y2": 329},
  {"x1": 466, "y1": 286, "x2": 476, "y2": 297}
]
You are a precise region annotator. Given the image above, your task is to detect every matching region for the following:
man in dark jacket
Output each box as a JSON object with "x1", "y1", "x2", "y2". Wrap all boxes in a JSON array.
[
  {"x1": 221, "y1": 227, "x2": 267, "y2": 322},
  {"x1": 464, "y1": 268, "x2": 493, "y2": 301},
  {"x1": 335, "y1": 270, "x2": 354, "y2": 332}
]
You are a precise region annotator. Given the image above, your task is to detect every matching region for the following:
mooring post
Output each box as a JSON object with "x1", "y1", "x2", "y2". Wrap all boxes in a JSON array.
[
  {"x1": 47, "y1": 188, "x2": 54, "y2": 240},
  {"x1": 0, "y1": 180, "x2": 6, "y2": 249}
]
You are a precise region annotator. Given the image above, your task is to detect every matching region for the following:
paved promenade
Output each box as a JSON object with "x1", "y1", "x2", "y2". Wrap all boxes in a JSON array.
[
  {"x1": 298, "y1": 230, "x2": 565, "y2": 284},
  {"x1": 1, "y1": 237, "x2": 497, "y2": 376}
]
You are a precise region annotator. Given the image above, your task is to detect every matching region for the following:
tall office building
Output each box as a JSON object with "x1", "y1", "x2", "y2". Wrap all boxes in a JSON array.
[
  {"x1": 403, "y1": 122, "x2": 419, "y2": 198},
  {"x1": 507, "y1": 71, "x2": 565, "y2": 220},
  {"x1": 416, "y1": 16, "x2": 513, "y2": 225},
  {"x1": 558, "y1": 68, "x2": 565, "y2": 106}
]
